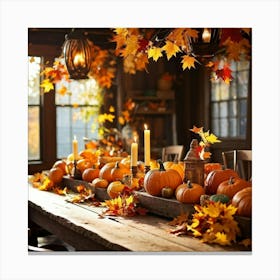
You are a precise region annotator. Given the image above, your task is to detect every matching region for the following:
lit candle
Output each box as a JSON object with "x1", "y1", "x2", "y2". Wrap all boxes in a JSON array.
[
  {"x1": 144, "y1": 124, "x2": 150, "y2": 166},
  {"x1": 131, "y1": 136, "x2": 138, "y2": 166},
  {"x1": 202, "y1": 28, "x2": 211, "y2": 43},
  {"x1": 73, "y1": 53, "x2": 85, "y2": 67},
  {"x1": 72, "y1": 135, "x2": 79, "y2": 161}
]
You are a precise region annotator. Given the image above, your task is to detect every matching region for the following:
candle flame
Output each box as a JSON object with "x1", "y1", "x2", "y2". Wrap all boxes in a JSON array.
[
  {"x1": 134, "y1": 136, "x2": 137, "y2": 142},
  {"x1": 144, "y1": 123, "x2": 148, "y2": 130},
  {"x1": 74, "y1": 135, "x2": 77, "y2": 140}
]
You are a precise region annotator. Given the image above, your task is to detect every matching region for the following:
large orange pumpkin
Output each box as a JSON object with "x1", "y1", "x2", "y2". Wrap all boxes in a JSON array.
[
  {"x1": 217, "y1": 177, "x2": 252, "y2": 199},
  {"x1": 204, "y1": 169, "x2": 239, "y2": 195},
  {"x1": 52, "y1": 160, "x2": 67, "y2": 175},
  {"x1": 144, "y1": 161, "x2": 182, "y2": 196},
  {"x1": 163, "y1": 161, "x2": 184, "y2": 180},
  {"x1": 48, "y1": 167, "x2": 64, "y2": 184},
  {"x1": 232, "y1": 187, "x2": 252, "y2": 217},
  {"x1": 175, "y1": 180, "x2": 205, "y2": 204},
  {"x1": 91, "y1": 178, "x2": 109, "y2": 188}
]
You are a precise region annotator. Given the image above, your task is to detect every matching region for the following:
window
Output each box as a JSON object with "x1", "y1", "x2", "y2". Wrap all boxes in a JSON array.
[
  {"x1": 55, "y1": 78, "x2": 102, "y2": 158},
  {"x1": 210, "y1": 59, "x2": 250, "y2": 138},
  {"x1": 28, "y1": 56, "x2": 41, "y2": 161}
]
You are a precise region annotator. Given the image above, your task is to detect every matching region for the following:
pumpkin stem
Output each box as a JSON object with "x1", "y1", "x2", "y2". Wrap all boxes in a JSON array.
[
  {"x1": 229, "y1": 176, "x2": 235, "y2": 184},
  {"x1": 187, "y1": 180, "x2": 192, "y2": 188},
  {"x1": 157, "y1": 160, "x2": 166, "y2": 171}
]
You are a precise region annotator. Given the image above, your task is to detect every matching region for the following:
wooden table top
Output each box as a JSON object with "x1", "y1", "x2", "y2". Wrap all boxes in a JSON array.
[{"x1": 28, "y1": 185, "x2": 250, "y2": 253}]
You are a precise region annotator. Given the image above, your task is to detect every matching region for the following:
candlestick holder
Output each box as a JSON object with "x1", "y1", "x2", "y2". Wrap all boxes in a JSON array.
[
  {"x1": 72, "y1": 160, "x2": 82, "y2": 180},
  {"x1": 131, "y1": 166, "x2": 137, "y2": 178},
  {"x1": 144, "y1": 165, "x2": 150, "y2": 174}
]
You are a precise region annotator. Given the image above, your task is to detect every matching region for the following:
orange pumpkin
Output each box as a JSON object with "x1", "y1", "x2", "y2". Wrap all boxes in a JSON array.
[
  {"x1": 163, "y1": 161, "x2": 184, "y2": 180},
  {"x1": 204, "y1": 169, "x2": 239, "y2": 195},
  {"x1": 204, "y1": 162, "x2": 222, "y2": 177},
  {"x1": 110, "y1": 161, "x2": 130, "y2": 181},
  {"x1": 52, "y1": 160, "x2": 67, "y2": 175},
  {"x1": 144, "y1": 161, "x2": 182, "y2": 196},
  {"x1": 99, "y1": 162, "x2": 115, "y2": 182},
  {"x1": 217, "y1": 177, "x2": 252, "y2": 199},
  {"x1": 82, "y1": 167, "x2": 100, "y2": 182},
  {"x1": 175, "y1": 180, "x2": 205, "y2": 204},
  {"x1": 232, "y1": 187, "x2": 252, "y2": 217},
  {"x1": 91, "y1": 178, "x2": 109, "y2": 188},
  {"x1": 76, "y1": 159, "x2": 93, "y2": 173},
  {"x1": 120, "y1": 156, "x2": 131, "y2": 169},
  {"x1": 107, "y1": 181, "x2": 125, "y2": 198},
  {"x1": 48, "y1": 167, "x2": 64, "y2": 184}
]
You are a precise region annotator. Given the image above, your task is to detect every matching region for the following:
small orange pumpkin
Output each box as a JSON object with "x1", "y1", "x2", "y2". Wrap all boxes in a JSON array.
[
  {"x1": 144, "y1": 160, "x2": 182, "y2": 196},
  {"x1": 91, "y1": 178, "x2": 109, "y2": 188},
  {"x1": 110, "y1": 161, "x2": 130, "y2": 181},
  {"x1": 175, "y1": 180, "x2": 205, "y2": 204},
  {"x1": 232, "y1": 187, "x2": 252, "y2": 217},
  {"x1": 107, "y1": 181, "x2": 125, "y2": 198},
  {"x1": 82, "y1": 167, "x2": 100, "y2": 182},
  {"x1": 217, "y1": 177, "x2": 252, "y2": 199},
  {"x1": 204, "y1": 169, "x2": 239, "y2": 195},
  {"x1": 204, "y1": 162, "x2": 222, "y2": 177}
]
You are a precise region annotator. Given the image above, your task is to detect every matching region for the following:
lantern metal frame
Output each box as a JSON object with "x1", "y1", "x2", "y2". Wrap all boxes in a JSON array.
[
  {"x1": 189, "y1": 28, "x2": 221, "y2": 58},
  {"x1": 63, "y1": 29, "x2": 92, "y2": 80}
]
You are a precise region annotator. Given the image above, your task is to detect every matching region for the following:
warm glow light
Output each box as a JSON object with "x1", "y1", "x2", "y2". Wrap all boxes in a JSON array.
[
  {"x1": 144, "y1": 123, "x2": 148, "y2": 130},
  {"x1": 144, "y1": 124, "x2": 150, "y2": 166},
  {"x1": 202, "y1": 28, "x2": 211, "y2": 43},
  {"x1": 73, "y1": 53, "x2": 85, "y2": 67}
]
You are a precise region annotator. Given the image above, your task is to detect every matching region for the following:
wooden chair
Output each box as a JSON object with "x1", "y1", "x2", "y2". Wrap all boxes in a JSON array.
[
  {"x1": 162, "y1": 145, "x2": 184, "y2": 162},
  {"x1": 222, "y1": 149, "x2": 252, "y2": 180}
]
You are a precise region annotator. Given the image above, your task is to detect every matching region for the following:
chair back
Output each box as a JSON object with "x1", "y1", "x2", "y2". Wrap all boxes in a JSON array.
[
  {"x1": 162, "y1": 145, "x2": 184, "y2": 162},
  {"x1": 222, "y1": 149, "x2": 252, "y2": 180}
]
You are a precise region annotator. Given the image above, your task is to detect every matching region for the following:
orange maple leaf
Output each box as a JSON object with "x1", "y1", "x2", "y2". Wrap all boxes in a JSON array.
[
  {"x1": 162, "y1": 40, "x2": 181, "y2": 60},
  {"x1": 189, "y1": 125, "x2": 203, "y2": 134},
  {"x1": 181, "y1": 55, "x2": 197, "y2": 70}
]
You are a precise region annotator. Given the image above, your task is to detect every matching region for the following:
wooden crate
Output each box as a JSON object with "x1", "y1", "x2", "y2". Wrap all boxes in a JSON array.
[{"x1": 61, "y1": 176, "x2": 251, "y2": 238}]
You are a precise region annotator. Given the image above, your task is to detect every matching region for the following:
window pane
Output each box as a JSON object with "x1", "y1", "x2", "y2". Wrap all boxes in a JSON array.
[
  {"x1": 220, "y1": 118, "x2": 228, "y2": 137},
  {"x1": 211, "y1": 83, "x2": 220, "y2": 101},
  {"x1": 230, "y1": 81, "x2": 237, "y2": 99},
  {"x1": 219, "y1": 101, "x2": 228, "y2": 118},
  {"x1": 211, "y1": 118, "x2": 220, "y2": 136},
  {"x1": 220, "y1": 83, "x2": 229, "y2": 100},
  {"x1": 229, "y1": 100, "x2": 237, "y2": 117},
  {"x1": 240, "y1": 117, "x2": 247, "y2": 137},
  {"x1": 240, "y1": 100, "x2": 247, "y2": 116},
  {"x1": 28, "y1": 56, "x2": 41, "y2": 105},
  {"x1": 28, "y1": 106, "x2": 40, "y2": 160},
  {"x1": 211, "y1": 102, "x2": 219, "y2": 118},
  {"x1": 229, "y1": 118, "x2": 237, "y2": 137}
]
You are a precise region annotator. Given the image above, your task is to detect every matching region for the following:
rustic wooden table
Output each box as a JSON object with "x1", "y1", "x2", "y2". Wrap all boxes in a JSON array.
[{"x1": 28, "y1": 185, "x2": 250, "y2": 252}]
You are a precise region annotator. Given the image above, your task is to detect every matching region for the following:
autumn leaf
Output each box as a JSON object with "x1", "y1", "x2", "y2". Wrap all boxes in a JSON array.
[
  {"x1": 181, "y1": 55, "x2": 197, "y2": 70},
  {"x1": 185, "y1": 28, "x2": 199, "y2": 38},
  {"x1": 215, "y1": 64, "x2": 233, "y2": 84},
  {"x1": 147, "y1": 46, "x2": 163, "y2": 62},
  {"x1": 168, "y1": 212, "x2": 189, "y2": 226},
  {"x1": 57, "y1": 85, "x2": 67, "y2": 96},
  {"x1": 162, "y1": 40, "x2": 181, "y2": 60},
  {"x1": 204, "y1": 132, "x2": 221, "y2": 144},
  {"x1": 40, "y1": 79, "x2": 54, "y2": 93},
  {"x1": 189, "y1": 125, "x2": 203, "y2": 134},
  {"x1": 109, "y1": 106, "x2": 115, "y2": 113}
]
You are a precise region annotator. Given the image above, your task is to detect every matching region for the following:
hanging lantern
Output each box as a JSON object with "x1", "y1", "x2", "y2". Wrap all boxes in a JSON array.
[
  {"x1": 190, "y1": 28, "x2": 221, "y2": 58},
  {"x1": 63, "y1": 29, "x2": 92, "y2": 80}
]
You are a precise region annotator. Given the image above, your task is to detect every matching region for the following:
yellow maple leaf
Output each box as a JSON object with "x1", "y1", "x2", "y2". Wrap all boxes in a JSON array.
[
  {"x1": 40, "y1": 79, "x2": 54, "y2": 93},
  {"x1": 205, "y1": 132, "x2": 221, "y2": 144},
  {"x1": 212, "y1": 232, "x2": 231, "y2": 246},
  {"x1": 122, "y1": 34, "x2": 139, "y2": 57},
  {"x1": 181, "y1": 55, "x2": 197, "y2": 70},
  {"x1": 185, "y1": 28, "x2": 199, "y2": 38},
  {"x1": 147, "y1": 46, "x2": 163, "y2": 62},
  {"x1": 162, "y1": 40, "x2": 181, "y2": 60},
  {"x1": 109, "y1": 105, "x2": 115, "y2": 113}
]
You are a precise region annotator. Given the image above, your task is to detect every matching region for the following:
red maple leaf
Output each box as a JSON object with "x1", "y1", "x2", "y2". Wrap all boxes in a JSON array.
[
  {"x1": 137, "y1": 38, "x2": 149, "y2": 52},
  {"x1": 215, "y1": 65, "x2": 233, "y2": 83},
  {"x1": 220, "y1": 28, "x2": 243, "y2": 45}
]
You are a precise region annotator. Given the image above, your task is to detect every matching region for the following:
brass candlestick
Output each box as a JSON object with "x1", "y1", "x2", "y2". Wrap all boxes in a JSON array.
[
  {"x1": 72, "y1": 160, "x2": 82, "y2": 180},
  {"x1": 131, "y1": 166, "x2": 137, "y2": 178},
  {"x1": 144, "y1": 165, "x2": 150, "y2": 174}
]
